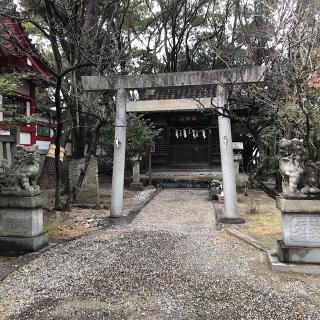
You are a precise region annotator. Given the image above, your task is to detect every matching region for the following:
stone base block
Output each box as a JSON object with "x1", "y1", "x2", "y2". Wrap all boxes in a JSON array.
[
  {"x1": 281, "y1": 212, "x2": 320, "y2": 247},
  {"x1": 0, "y1": 232, "x2": 48, "y2": 253},
  {"x1": 99, "y1": 216, "x2": 133, "y2": 226},
  {"x1": 0, "y1": 194, "x2": 47, "y2": 209},
  {"x1": 129, "y1": 182, "x2": 144, "y2": 191},
  {"x1": 268, "y1": 250, "x2": 320, "y2": 275},
  {"x1": 276, "y1": 197, "x2": 320, "y2": 213},
  {"x1": 0, "y1": 207, "x2": 43, "y2": 238},
  {"x1": 278, "y1": 240, "x2": 320, "y2": 264},
  {"x1": 217, "y1": 217, "x2": 245, "y2": 224},
  {"x1": 69, "y1": 157, "x2": 99, "y2": 206},
  {"x1": 75, "y1": 191, "x2": 100, "y2": 207}
]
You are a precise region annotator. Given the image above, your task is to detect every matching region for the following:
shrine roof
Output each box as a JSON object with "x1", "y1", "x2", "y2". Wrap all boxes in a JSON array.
[
  {"x1": 137, "y1": 85, "x2": 252, "y2": 110},
  {"x1": 0, "y1": 1, "x2": 53, "y2": 86},
  {"x1": 139, "y1": 85, "x2": 216, "y2": 101}
]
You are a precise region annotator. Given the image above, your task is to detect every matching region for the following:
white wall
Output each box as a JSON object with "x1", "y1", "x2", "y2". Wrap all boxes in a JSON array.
[
  {"x1": 36, "y1": 140, "x2": 51, "y2": 150},
  {"x1": 0, "y1": 130, "x2": 10, "y2": 136},
  {"x1": 20, "y1": 132, "x2": 31, "y2": 145}
]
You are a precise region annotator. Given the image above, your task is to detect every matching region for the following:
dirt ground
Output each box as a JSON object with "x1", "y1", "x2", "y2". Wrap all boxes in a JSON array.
[
  {"x1": 0, "y1": 185, "x2": 280, "y2": 275},
  {"x1": 236, "y1": 189, "x2": 281, "y2": 250},
  {"x1": 43, "y1": 186, "x2": 156, "y2": 241},
  {"x1": 42, "y1": 186, "x2": 281, "y2": 250},
  {"x1": 0, "y1": 185, "x2": 155, "y2": 272},
  {"x1": 1, "y1": 189, "x2": 320, "y2": 320}
]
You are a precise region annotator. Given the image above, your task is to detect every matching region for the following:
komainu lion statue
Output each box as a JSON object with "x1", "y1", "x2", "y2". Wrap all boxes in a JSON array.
[
  {"x1": 279, "y1": 138, "x2": 320, "y2": 198},
  {"x1": 0, "y1": 145, "x2": 41, "y2": 194}
]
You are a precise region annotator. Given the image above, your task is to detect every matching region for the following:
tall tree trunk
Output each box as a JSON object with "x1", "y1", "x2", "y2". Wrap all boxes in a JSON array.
[
  {"x1": 65, "y1": 124, "x2": 102, "y2": 208},
  {"x1": 54, "y1": 77, "x2": 63, "y2": 210}
]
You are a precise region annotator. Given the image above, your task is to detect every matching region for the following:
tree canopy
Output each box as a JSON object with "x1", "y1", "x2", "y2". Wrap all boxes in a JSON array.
[{"x1": 1, "y1": 0, "x2": 320, "y2": 203}]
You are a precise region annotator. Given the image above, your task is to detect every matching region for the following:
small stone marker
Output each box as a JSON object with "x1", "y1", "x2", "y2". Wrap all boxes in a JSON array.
[
  {"x1": 0, "y1": 145, "x2": 48, "y2": 253},
  {"x1": 69, "y1": 156, "x2": 99, "y2": 206},
  {"x1": 129, "y1": 160, "x2": 143, "y2": 191}
]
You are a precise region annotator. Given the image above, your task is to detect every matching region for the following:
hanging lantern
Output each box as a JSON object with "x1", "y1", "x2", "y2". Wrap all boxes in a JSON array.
[
  {"x1": 179, "y1": 130, "x2": 183, "y2": 137},
  {"x1": 196, "y1": 131, "x2": 199, "y2": 138},
  {"x1": 192, "y1": 130, "x2": 196, "y2": 139},
  {"x1": 175, "y1": 129, "x2": 179, "y2": 138},
  {"x1": 188, "y1": 128, "x2": 191, "y2": 134}
]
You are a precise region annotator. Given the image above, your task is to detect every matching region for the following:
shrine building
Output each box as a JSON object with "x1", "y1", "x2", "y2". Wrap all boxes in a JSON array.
[
  {"x1": 0, "y1": 0, "x2": 54, "y2": 161},
  {"x1": 129, "y1": 86, "x2": 243, "y2": 170}
]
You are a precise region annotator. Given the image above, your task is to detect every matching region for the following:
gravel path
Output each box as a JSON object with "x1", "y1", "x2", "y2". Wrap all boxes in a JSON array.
[{"x1": 1, "y1": 189, "x2": 320, "y2": 319}]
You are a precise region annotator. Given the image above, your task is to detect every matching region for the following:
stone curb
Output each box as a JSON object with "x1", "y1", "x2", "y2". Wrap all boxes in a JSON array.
[
  {"x1": 226, "y1": 228, "x2": 271, "y2": 252},
  {"x1": 266, "y1": 251, "x2": 320, "y2": 275},
  {"x1": 99, "y1": 188, "x2": 161, "y2": 227},
  {"x1": 0, "y1": 243, "x2": 58, "y2": 282},
  {"x1": 226, "y1": 228, "x2": 320, "y2": 275}
]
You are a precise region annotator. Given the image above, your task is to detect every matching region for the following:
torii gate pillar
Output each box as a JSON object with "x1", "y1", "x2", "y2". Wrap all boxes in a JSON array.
[
  {"x1": 217, "y1": 85, "x2": 244, "y2": 224},
  {"x1": 110, "y1": 88, "x2": 127, "y2": 218}
]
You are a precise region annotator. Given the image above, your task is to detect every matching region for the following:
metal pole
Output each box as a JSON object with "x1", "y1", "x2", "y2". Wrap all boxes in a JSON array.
[
  {"x1": 217, "y1": 85, "x2": 240, "y2": 221},
  {"x1": 110, "y1": 88, "x2": 127, "y2": 218},
  {"x1": 148, "y1": 152, "x2": 152, "y2": 186}
]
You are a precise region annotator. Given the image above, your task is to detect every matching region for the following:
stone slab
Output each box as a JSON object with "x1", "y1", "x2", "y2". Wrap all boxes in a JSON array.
[
  {"x1": 0, "y1": 207, "x2": 43, "y2": 237},
  {"x1": 82, "y1": 65, "x2": 266, "y2": 90},
  {"x1": 0, "y1": 194, "x2": 47, "y2": 208},
  {"x1": 282, "y1": 212, "x2": 320, "y2": 247},
  {"x1": 227, "y1": 228, "x2": 271, "y2": 252},
  {"x1": 276, "y1": 197, "x2": 320, "y2": 213},
  {"x1": 267, "y1": 251, "x2": 320, "y2": 275},
  {"x1": 100, "y1": 215, "x2": 134, "y2": 226},
  {"x1": 0, "y1": 232, "x2": 48, "y2": 253},
  {"x1": 69, "y1": 157, "x2": 99, "y2": 206},
  {"x1": 100, "y1": 188, "x2": 159, "y2": 227},
  {"x1": 75, "y1": 191, "x2": 99, "y2": 207},
  {"x1": 0, "y1": 190, "x2": 41, "y2": 197},
  {"x1": 127, "y1": 98, "x2": 215, "y2": 112},
  {"x1": 278, "y1": 240, "x2": 320, "y2": 264},
  {"x1": 129, "y1": 182, "x2": 144, "y2": 191},
  {"x1": 218, "y1": 217, "x2": 245, "y2": 224}
]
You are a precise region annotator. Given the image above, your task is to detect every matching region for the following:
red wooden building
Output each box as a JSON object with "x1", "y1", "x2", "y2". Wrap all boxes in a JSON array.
[{"x1": 0, "y1": 0, "x2": 54, "y2": 153}]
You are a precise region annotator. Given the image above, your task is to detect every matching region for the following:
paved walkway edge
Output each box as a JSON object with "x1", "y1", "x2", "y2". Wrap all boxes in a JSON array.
[{"x1": 100, "y1": 188, "x2": 161, "y2": 226}]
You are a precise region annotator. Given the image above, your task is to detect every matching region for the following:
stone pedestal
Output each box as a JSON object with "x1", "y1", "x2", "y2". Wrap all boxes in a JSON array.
[
  {"x1": 277, "y1": 197, "x2": 320, "y2": 264},
  {"x1": 129, "y1": 161, "x2": 143, "y2": 191},
  {"x1": 0, "y1": 194, "x2": 48, "y2": 253},
  {"x1": 69, "y1": 157, "x2": 99, "y2": 206}
]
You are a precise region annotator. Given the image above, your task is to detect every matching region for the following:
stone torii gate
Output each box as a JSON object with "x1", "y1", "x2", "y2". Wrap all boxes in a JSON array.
[{"x1": 82, "y1": 66, "x2": 265, "y2": 223}]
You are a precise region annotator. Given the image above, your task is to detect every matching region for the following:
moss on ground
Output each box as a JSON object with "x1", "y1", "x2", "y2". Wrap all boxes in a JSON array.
[{"x1": 237, "y1": 190, "x2": 281, "y2": 250}]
